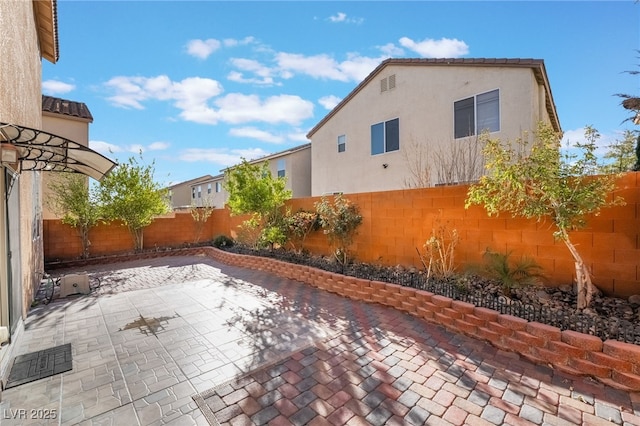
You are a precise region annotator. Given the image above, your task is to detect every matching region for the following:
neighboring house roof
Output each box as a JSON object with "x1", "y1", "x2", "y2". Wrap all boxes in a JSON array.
[
  {"x1": 167, "y1": 174, "x2": 214, "y2": 190},
  {"x1": 219, "y1": 143, "x2": 311, "y2": 173},
  {"x1": 33, "y1": 0, "x2": 59, "y2": 63},
  {"x1": 42, "y1": 95, "x2": 94, "y2": 122},
  {"x1": 247, "y1": 142, "x2": 311, "y2": 165},
  {"x1": 307, "y1": 58, "x2": 561, "y2": 138}
]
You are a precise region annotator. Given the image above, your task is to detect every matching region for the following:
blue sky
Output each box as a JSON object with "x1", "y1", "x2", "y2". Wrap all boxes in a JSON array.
[{"x1": 43, "y1": 1, "x2": 640, "y2": 186}]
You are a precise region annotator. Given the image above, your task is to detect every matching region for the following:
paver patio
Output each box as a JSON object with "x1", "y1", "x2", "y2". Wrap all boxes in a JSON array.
[{"x1": 0, "y1": 255, "x2": 638, "y2": 425}]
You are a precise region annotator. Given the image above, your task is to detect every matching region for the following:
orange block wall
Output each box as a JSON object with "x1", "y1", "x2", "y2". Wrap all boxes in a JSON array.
[{"x1": 44, "y1": 172, "x2": 639, "y2": 297}]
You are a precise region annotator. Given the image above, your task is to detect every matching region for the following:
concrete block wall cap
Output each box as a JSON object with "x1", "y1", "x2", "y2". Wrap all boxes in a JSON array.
[
  {"x1": 451, "y1": 300, "x2": 475, "y2": 314},
  {"x1": 473, "y1": 307, "x2": 500, "y2": 321},
  {"x1": 497, "y1": 314, "x2": 528, "y2": 330},
  {"x1": 603, "y1": 340, "x2": 640, "y2": 365},
  {"x1": 431, "y1": 295, "x2": 453, "y2": 308},
  {"x1": 525, "y1": 322, "x2": 562, "y2": 341}
]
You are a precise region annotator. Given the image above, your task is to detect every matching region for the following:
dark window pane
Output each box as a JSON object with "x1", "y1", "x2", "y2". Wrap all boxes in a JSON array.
[
  {"x1": 371, "y1": 122, "x2": 384, "y2": 155},
  {"x1": 454, "y1": 97, "x2": 475, "y2": 138},
  {"x1": 385, "y1": 118, "x2": 399, "y2": 152},
  {"x1": 477, "y1": 89, "x2": 499, "y2": 133}
]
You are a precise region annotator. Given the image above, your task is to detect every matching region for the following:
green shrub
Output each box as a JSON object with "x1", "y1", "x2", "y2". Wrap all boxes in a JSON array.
[
  {"x1": 212, "y1": 234, "x2": 234, "y2": 249},
  {"x1": 315, "y1": 195, "x2": 363, "y2": 266},
  {"x1": 482, "y1": 250, "x2": 544, "y2": 294}
]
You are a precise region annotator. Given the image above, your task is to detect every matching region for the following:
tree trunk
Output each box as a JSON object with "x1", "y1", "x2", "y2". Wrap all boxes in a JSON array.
[
  {"x1": 131, "y1": 227, "x2": 144, "y2": 252},
  {"x1": 560, "y1": 234, "x2": 597, "y2": 309}
]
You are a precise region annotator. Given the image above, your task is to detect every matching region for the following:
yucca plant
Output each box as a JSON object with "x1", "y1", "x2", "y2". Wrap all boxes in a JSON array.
[{"x1": 482, "y1": 250, "x2": 545, "y2": 295}]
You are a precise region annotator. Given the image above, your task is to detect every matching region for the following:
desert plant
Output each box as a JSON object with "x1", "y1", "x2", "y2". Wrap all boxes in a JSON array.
[
  {"x1": 466, "y1": 122, "x2": 625, "y2": 308},
  {"x1": 418, "y1": 212, "x2": 458, "y2": 279},
  {"x1": 482, "y1": 250, "x2": 544, "y2": 294},
  {"x1": 235, "y1": 214, "x2": 262, "y2": 248},
  {"x1": 287, "y1": 210, "x2": 320, "y2": 252},
  {"x1": 315, "y1": 195, "x2": 363, "y2": 266},
  {"x1": 212, "y1": 234, "x2": 234, "y2": 249}
]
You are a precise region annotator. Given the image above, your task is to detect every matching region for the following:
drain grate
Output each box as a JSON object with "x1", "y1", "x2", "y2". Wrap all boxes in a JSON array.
[{"x1": 4, "y1": 343, "x2": 72, "y2": 389}]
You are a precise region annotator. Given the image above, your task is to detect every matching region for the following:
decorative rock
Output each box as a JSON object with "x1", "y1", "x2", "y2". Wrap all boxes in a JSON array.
[
  {"x1": 628, "y1": 294, "x2": 640, "y2": 305},
  {"x1": 559, "y1": 284, "x2": 573, "y2": 293},
  {"x1": 536, "y1": 290, "x2": 552, "y2": 301}
]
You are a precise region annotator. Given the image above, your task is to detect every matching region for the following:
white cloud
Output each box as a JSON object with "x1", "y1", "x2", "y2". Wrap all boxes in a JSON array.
[
  {"x1": 90, "y1": 139, "x2": 169, "y2": 156},
  {"x1": 227, "y1": 58, "x2": 276, "y2": 85},
  {"x1": 319, "y1": 95, "x2": 341, "y2": 110},
  {"x1": 90, "y1": 140, "x2": 122, "y2": 154},
  {"x1": 328, "y1": 12, "x2": 363, "y2": 24},
  {"x1": 229, "y1": 127, "x2": 285, "y2": 144},
  {"x1": 186, "y1": 37, "x2": 256, "y2": 59},
  {"x1": 223, "y1": 36, "x2": 255, "y2": 47},
  {"x1": 42, "y1": 80, "x2": 75, "y2": 95},
  {"x1": 105, "y1": 74, "x2": 222, "y2": 111},
  {"x1": 561, "y1": 127, "x2": 614, "y2": 158},
  {"x1": 275, "y1": 52, "x2": 384, "y2": 82},
  {"x1": 287, "y1": 130, "x2": 310, "y2": 143},
  {"x1": 148, "y1": 141, "x2": 170, "y2": 151},
  {"x1": 378, "y1": 43, "x2": 405, "y2": 57},
  {"x1": 203, "y1": 93, "x2": 313, "y2": 126},
  {"x1": 186, "y1": 38, "x2": 221, "y2": 59},
  {"x1": 399, "y1": 37, "x2": 469, "y2": 58},
  {"x1": 105, "y1": 74, "x2": 311, "y2": 126},
  {"x1": 179, "y1": 147, "x2": 269, "y2": 166}
]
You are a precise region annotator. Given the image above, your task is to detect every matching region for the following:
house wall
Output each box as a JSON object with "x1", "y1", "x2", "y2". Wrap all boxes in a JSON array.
[
  {"x1": 170, "y1": 184, "x2": 197, "y2": 209},
  {"x1": 0, "y1": 0, "x2": 46, "y2": 373},
  {"x1": 44, "y1": 172, "x2": 640, "y2": 299},
  {"x1": 311, "y1": 65, "x2": 553, "y2": 196},
  {"x1": 0, "y1": 0, "x2": 44, "y2": 316},
  {"x1": 41, "y1": 113, "x2": 91, "y2": 219}
]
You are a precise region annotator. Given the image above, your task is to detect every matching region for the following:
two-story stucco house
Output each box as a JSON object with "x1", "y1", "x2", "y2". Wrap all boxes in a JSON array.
[
  {"x1": 177, "y1": 143, "x2": 312, "y2": 210},
  {"x1": 167, "y1": 174, "x2": 215, "y2": 209},
  {"x1": 307, "y1": 58, "x2": 561, "y2": 196}
]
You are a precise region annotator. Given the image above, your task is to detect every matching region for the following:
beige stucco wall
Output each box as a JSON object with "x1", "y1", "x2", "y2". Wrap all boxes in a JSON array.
[
  {"x1": 0, "y1": 0, "x2": 45, "y2": 368},
  {"x1": 264, "y1": 147, "x2": 311, "y2": 198},
  {"x1": 41, "y1": 113, "x2": 91, "y2": 219},
  {"x1": 311, "y1": 65, "x2": 554, "y2": 196}
]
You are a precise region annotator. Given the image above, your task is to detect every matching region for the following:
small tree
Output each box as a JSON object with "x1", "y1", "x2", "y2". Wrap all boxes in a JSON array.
[
  {"x1": 466, "y1": 122, "x2": 624, "y2": 309},
  {"x1": 599, "y1": 130, "x2": 637, "y2": 174},
  {"x1": 47, "y1": 173, "x2": 101, "y2": 259},
  {"x1": 223, "y1": 159, "x2": 291, "y2": 249},
  {"x1": 315, "y1": 194, "x2": 363, "y2": 266},
  {"x1": 190, "y1": 196, "x2": 215, "y2": 243},
  {"x1": 98, "y1": 155, "x2": 169, "y2": 252},
  {"x1": 287, "y1": 210, "x2": 320, "y2": 253}
]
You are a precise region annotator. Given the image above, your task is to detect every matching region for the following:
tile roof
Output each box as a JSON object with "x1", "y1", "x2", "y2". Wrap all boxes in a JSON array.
[
  {"x1": 42, "y1": 95, "x2": 93, "y2": 122},
  {"x1": 306, "y1": 58, "x2": 561, "y2": 138}
]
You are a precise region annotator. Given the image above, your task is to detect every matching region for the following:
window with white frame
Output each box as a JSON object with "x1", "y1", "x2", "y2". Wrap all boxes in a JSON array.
[
  {"x1": 338, "y1": 134, "x2": 346, "y2": 153},
  {"x1": 215, "y1": 182, "x2": 222, "y2": 193},
  {"x1": 371, "y1": 118, "x2": 399, "y2": 155},
  {"x1": 197, "y1": 185, "x2": 202, "y2": 198},
  {"x1": 207, "y1": 183, "x2": 212, "y2": 194},
  {"x1": 191, "y1": 187, "x2": 196, "y2": 199},
  {"x1": 454, "y1": 89, "x2": 500, "y2": 139},
  {"x1": 277, "y1": 159, "x2": 286, "y2": 178}
]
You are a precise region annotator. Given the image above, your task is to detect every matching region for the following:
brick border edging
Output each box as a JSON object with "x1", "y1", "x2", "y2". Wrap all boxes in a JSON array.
[
  {"x1": 197, "y1": 247, "x2": 640, "y2": 393},
  {"x1": 44, "y1": 246, "x2": 640, "y2": 392}
]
